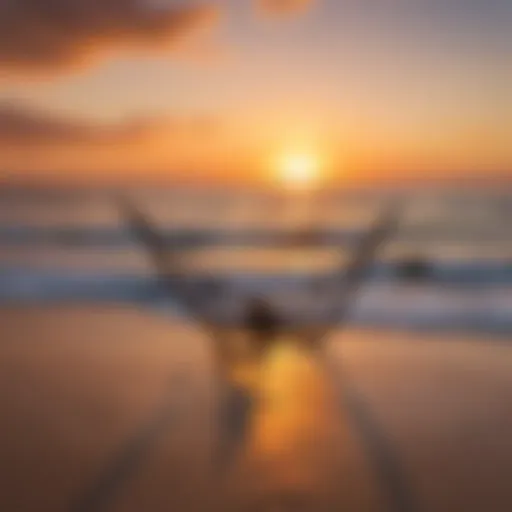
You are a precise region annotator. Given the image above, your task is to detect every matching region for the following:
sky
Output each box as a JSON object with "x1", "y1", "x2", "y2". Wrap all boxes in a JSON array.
[{"x1": 0, "y1": 0, "x2": 510, "y2": 186}]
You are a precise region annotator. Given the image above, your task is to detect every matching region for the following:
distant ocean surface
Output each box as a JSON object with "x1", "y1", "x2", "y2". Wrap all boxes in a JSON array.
[{"x1": 0, "y1": 185, "x2": 511, "y2": 336}]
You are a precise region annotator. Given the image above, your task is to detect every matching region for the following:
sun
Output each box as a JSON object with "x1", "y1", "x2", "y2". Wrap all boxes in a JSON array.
[{"x1": 278, "y1": 152, "x2": 320, "y2": 189}]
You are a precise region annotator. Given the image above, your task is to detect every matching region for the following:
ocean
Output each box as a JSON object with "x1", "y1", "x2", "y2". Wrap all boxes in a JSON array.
[{"x1": 0, "y1": 185, "x2": 511, "y2": 336}]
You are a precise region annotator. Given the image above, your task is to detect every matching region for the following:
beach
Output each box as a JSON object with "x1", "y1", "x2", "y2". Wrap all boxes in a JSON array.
[{"x1": 1, "y1": 305, "x2": 511, "y2": 511}]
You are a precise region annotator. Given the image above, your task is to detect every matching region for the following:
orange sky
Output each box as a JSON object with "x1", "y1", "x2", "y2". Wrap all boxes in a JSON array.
[{"x1": 0, "y1": 0, "x2": 510, "y2": 186}]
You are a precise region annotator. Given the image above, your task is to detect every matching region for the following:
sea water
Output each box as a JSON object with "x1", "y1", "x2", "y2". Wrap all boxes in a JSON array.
[{"x1": 0, "y1": 185, "x2": 510, "y2": 335}]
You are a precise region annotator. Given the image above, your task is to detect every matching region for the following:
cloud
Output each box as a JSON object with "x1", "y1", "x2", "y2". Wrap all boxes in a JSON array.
[
  {"x1": 255, "y1": 0, "x2": 316, "y2": 16},
  {"x1": 0, "y1": 0, "x2": 219, "y2": 72},
  {"x1": 0, "y1": 101, "x2": 228, "y2": 181},
  {"x1": 0, "y1": 102, "x2": 153, "y2": 145},
  {"x1": 0, "y1": 101, "x2": 217, "y2": 147}
]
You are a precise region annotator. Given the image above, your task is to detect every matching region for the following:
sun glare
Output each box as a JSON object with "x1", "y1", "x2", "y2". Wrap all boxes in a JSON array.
[{"x1": 278, "y1": 152, "x2": 320, "y2": 190}]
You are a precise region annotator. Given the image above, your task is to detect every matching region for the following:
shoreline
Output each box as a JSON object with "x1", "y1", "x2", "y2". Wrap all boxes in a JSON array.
[{"x1": 0, "y1": 301, "x2": 510, "y2": 343}]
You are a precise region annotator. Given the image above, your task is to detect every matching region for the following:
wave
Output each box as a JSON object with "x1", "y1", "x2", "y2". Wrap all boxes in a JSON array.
[
  {"x1": 3, "y1": 254, "x2": 512, "y2": 286},
  {"x1": 1, "y1": 223, "x2": 511, "y2": 246},
  {"x1": 0, "y1": 271, "x2": 511, "y2": 335}
]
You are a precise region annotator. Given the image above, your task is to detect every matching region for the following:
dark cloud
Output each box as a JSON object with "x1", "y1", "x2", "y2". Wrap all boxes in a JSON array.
[
  {"x1": 256, "y1": 0, "x2": 315, "y2": 16},
  {"x1": 0, "y1": 0, "x2": 219, "y2": 71},
  {"x1": 0, "y1": 102, "x2": 178, "y2": 146}
]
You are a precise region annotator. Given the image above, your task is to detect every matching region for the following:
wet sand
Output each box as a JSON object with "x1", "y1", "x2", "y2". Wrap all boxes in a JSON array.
[{"x1": 0, "y1": 305, "x2": 511, "y2": 512}]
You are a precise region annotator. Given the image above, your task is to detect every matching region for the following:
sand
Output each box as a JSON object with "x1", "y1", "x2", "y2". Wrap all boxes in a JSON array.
[{"x1": 0, "y1": 305, "x2": 511, "y2": 512}]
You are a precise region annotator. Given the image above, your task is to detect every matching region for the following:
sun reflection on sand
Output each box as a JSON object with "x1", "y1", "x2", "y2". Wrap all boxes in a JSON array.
[{"x1": 216, "y1": 338, "x2": 376, "y2": 510}]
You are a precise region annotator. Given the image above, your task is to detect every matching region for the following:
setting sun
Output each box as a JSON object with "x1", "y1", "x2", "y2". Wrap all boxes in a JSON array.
[{"x1": 278, "y1": 152, "x2": 321, "y2": 189}]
